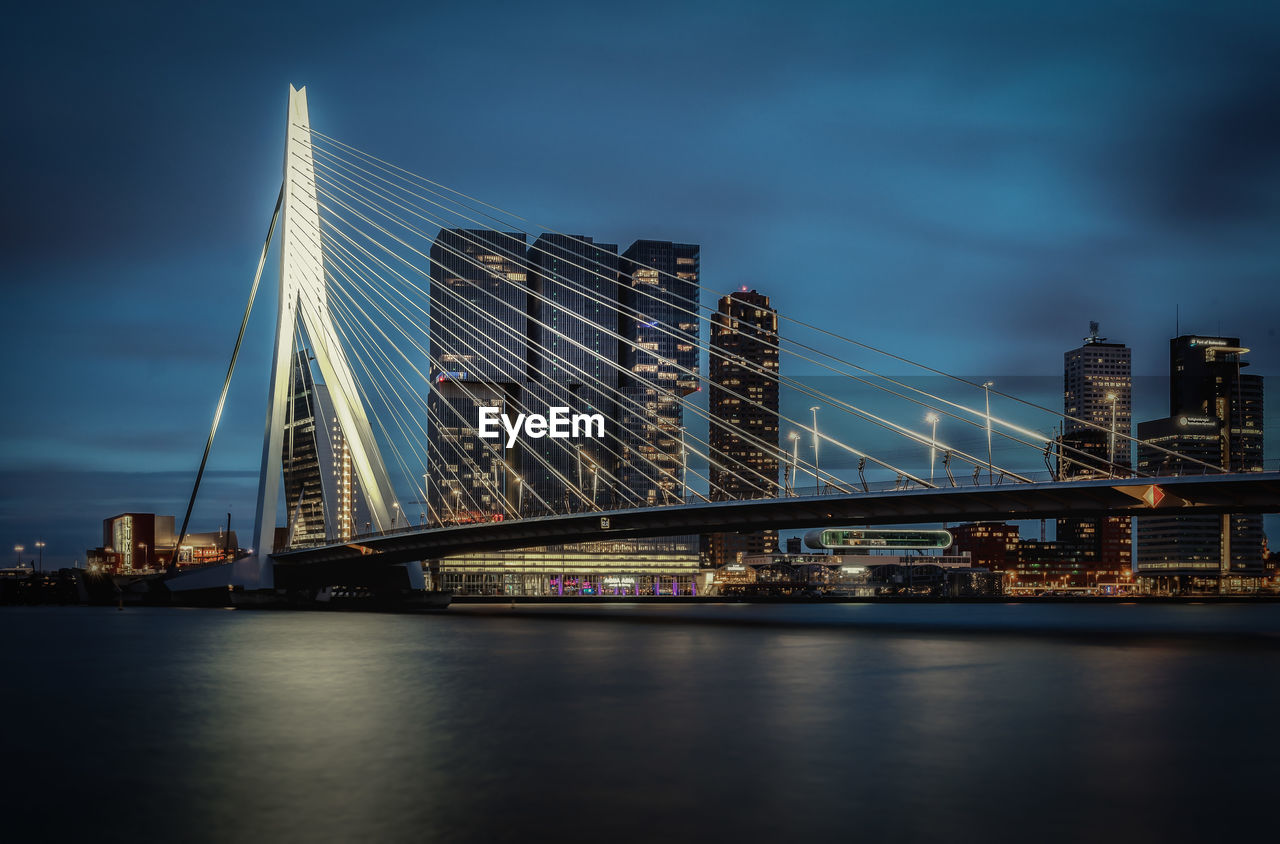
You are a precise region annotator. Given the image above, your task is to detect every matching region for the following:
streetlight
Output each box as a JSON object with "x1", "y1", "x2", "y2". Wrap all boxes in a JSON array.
[
  {"x1": 35, "y1": 540, "x2": 45, "y2": 572},
  {"x1": 1105, "y1": 392, "x2": 1118, "y2": 475},
  {"x1": 982, "y1": 382, "x2": 995, "y2": 485},
  {"x1": 137, "y1": 542, "x2": 148, "y2": 569},
  {"x1": 515, "y1": 475, "x2": 524, "y2": 514},
  {"x1": 679, "y1": 427, "x2": 689, "y2": 501},
  {"x1": 392, "y1": 502, "x2": 400, "y2": 528},
  {"x1": 810, "y1": 406, "x2": 821, "y2": 490},
  {"x1": 788, "y1": 432, "x2": 801, "y2": 496},
  {"x1": 925, "y1": 413, "x2": 940, "y2": 485},
  {"x1": 14, "y1": 545, "x2": 23, "y2": 566}
]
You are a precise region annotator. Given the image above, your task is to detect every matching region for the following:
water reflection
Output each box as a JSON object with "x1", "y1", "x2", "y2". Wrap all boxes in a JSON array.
[{"x1": 3, "y1": 606, "x2": 1278, "y2": 843}]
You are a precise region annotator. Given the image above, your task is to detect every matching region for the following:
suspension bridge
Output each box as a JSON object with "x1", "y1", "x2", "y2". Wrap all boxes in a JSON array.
[{"x1": 168, "y1": 86, "x2": 1280, "y2": 595}]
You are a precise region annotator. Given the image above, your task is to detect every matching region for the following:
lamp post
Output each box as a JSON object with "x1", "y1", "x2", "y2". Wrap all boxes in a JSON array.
[
  {"x1": 14, "y1": 545, "x2": 23, "y2": 566},
  {"x1": 789, "y1": 432, "x2": 800, "y2": 496},
  {"x1": 137, "y1": 542, "x2": 148, "y2": 569},
  {"x1": 925, "y1": 413, "x2": 939, "y2": 485},
  {"x1": 810, "y1": 406, "x2": 821, "y2": 490},
  {"x1": 35, "y1": 540, "x2": 45, "y2": 572},
  {"x1": 679, "y1": 427, "x2": 689, "y2": 501},
  {"x1": 982, "y1": 382, "x2": 995, "y2": 485},
  {"x1": 515, "y1": 476, "x2": 524, "y2": 514},
  {"x1": 392, "y1": 502, "x2": 400, "y2": 528},
  {"x1": 1105, "y1": 392, "x2": 1118, "y2": 475}
]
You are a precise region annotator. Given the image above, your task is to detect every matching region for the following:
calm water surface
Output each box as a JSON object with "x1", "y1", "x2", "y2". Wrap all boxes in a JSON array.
[{"x1": 4, "y1": 604, "x2": 1279, "y2": 843}]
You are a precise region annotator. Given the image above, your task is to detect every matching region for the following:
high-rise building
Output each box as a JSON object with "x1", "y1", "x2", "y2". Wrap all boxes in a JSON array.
[
  {"x1": 280, "y1": 350, "x2": 371, "y2": 547},
  {"x1": 617, "y1": 240, "x2": 700, "y2": 505},
  {"x1": 327, "y1": 412, "x2": 361, "y2": 540},
  {"x1": 282, "y1": 349, "x2": 327, "y2": 548},
  {"x1": 522, "y1": 234, "x2": 620, "y2": 512},
  {"x1": 1061, "y1": 321, "x2": 1132, "y2": 474},
  {"x1": 704, "y1": 288, "x2": 780, "y2": 567},
  {"x1": 1057, "y1": 323, "x2": 1132, "y2": 580},
  {"x1": 426, "y1": 229, "x2": 528, "y2": 523},
  {"x1": 1136, "y1": 335, "x2": 1265, "y2": 577}
]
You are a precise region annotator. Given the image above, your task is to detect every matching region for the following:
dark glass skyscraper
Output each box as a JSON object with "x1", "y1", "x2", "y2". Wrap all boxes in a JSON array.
[
  {"x1": 705, "y1": 288, "x2": 780, "y2": 567},
  {"x1": 617, "y1": 240, "x2": 700, "y2": 505},
  {"x1": 426, "y1": 229, "x2": 528, "y2": 523},
  {"x1": 1136, "y1": 334, "x2": 1265, "y2": 575},
  {"x1": 521, "y1": 234, "x2": 620, "y2": 512}
]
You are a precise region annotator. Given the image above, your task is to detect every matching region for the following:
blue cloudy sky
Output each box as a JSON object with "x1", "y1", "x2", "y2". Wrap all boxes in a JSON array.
[{"x1": 3, "y1": 0, "x2": 1278, "y2": 565}]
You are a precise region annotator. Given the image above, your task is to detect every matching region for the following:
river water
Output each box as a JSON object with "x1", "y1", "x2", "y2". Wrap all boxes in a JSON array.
[{"x1": 4, "y1": 603, "x2": 1279, "y2": 843}]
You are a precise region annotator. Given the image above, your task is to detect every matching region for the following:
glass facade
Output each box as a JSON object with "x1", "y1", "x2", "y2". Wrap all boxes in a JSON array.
[
  {"x1": 427, "y1": 229, "x2": 528, "y2": 523},
  {"x1": 1136, "y1": 335, "x2": 1266, "y2": 575},
  {"x1": 617, "y1": 240, "x2": 700, "y2": 505},
  {"x1": 521, "y1": 234, "x2": 620, "y2": 512},
  {"x1": 438, "y1": 536, "x2": 701, "y2": 596},
  {"x1": 281, "y1": 350, "x2": 370, "y2": 547}
]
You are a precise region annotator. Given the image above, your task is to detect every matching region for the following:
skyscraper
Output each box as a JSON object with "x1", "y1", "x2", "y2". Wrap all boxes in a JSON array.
[
  {"x1": 282, "y1": 349, "x2": 327, "y2": 548},
  {"x1": 617, "y1": 240, "x2": 700, "y2": 505},
  {"x1": 705, "y1": 288, "x2": 780, "y2": 567},
  {"x1": 426, "y1": 229, "x2": 528, "y2": 523},
  {"x1": 522, "y1": 234, "x2": 620, "y2": 512},
  {"x1": 1057, "y1": 323, "x2": 1132, "y2": 579},
  {"x1": 1136, "y1": 334, "x2": 1265, "y2": 577},
  {"x1": 281, "y1": 350, "x2": 370, "y2": 548}
]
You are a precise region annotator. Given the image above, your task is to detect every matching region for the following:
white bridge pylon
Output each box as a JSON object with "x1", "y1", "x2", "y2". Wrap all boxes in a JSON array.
[{"x1": 242, "y1": 85, "x2": 423, "y2": 590}]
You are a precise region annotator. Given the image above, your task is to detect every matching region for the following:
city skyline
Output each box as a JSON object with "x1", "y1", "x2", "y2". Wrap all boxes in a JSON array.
[
  {"x1": 5, "y1": 1, "x2": 1280, "y2": 567},
  {"x1": 6, "y1": 7, "x2": 1280, "y2": 841}
]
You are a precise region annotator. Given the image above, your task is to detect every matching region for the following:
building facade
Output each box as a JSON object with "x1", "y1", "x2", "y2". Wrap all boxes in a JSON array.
[
  {"x1": 617, "y1": 240, "x2": 700, "y2": 505},
  {"x1": 522, "y1": 234, "x2": 621, "y2": 512},
  {"x1": 1136, "y1": 335, "x2": 1265, "y2": 577},
  {"x1": 279, "y1": 350, "x2": 371, "y2": 547},
  {"x1": 1057, "y1": 322, "x2": 1133, "y2": 579},
  {"x1": 426, "y1": 229, "x2": 528, "y2": 523},
  {"x1": 704, "y1": 288, "x2": 780, "y2": 566}
]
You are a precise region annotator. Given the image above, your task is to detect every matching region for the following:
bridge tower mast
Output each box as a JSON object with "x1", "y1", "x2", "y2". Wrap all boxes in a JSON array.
[{"x1": 247, "y1": 85, "x2": 423, "y2": 589}]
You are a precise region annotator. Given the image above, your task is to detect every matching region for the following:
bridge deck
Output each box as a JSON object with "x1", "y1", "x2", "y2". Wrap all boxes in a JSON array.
[{"x1": 273, "y1": 473, "x2": 1280, "y2": 568}]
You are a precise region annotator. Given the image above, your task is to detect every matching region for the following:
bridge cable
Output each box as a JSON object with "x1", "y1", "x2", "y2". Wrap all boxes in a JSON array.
[{"x1": 172, "y1": 184, "x2": 283, "y2": 567}]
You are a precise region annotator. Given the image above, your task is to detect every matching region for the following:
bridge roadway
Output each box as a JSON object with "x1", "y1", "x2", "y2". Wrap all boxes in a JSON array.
[{"x1": 273, "y1": 472, "x2": 1280, "y2": 569}]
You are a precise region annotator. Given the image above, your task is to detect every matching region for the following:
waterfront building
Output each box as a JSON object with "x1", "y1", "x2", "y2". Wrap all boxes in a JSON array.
[
  {"x1": 1136, "y1": 335, "x2": 1265, "y2": 581},
  {"x1": 521, "y1": 234, "x2": 620, "y2": 512},
  {"x1": 1057, "y1": 322, "x2": 1133, "y2": 582},
  {"x1": 617, "y1": 240, "x2": 700, "y2": 505},
  {"x1": 437, "y1": 536, "x2": 701, "y2": 596},
  {"x1": 279, "y1": 350, "x2": 371, "y2": 547},
  {"x1": 717, "y1": 551, "x2": 993, "y2": 597},
  {"x1": 88, "y1": 513, "x2": 240, "y2": 573},
  {"x1": 946, "y1": 522, "x2": 1020, "y2": 571},
  {"x1": 705, "y1": 287, "x2": 780, "y2": 567},
  {"x1": 426, "y1": 229, "x2": 528, "y2": 522}
]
